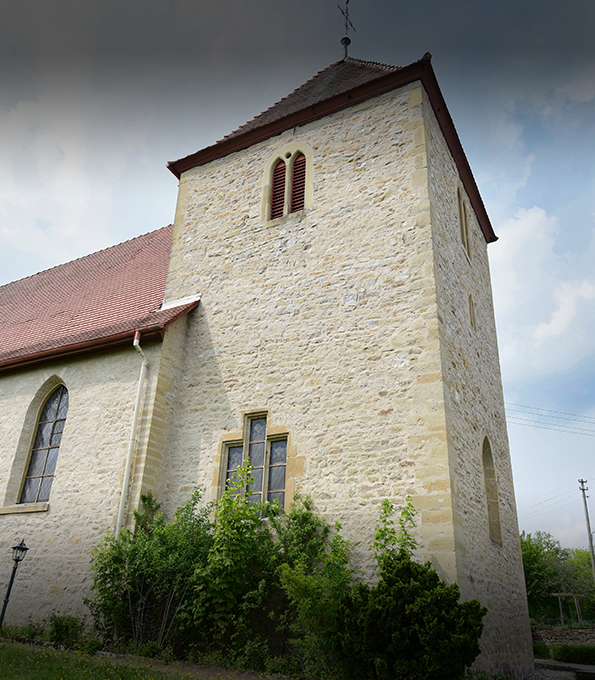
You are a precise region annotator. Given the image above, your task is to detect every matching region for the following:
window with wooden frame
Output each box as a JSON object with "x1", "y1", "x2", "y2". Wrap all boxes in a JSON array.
[
  {"x1": 224, "y1": 414, "x2": 287, "y2": 506},
  {"x1": 268, "y1": 149, "x2": 309, "y2": 220},
  {"x1": 19, "y1": 385, "x2": 68, "y2": 504},
  {"x1": 458, "y1": 187, "x2": 471, "y2": 260}
]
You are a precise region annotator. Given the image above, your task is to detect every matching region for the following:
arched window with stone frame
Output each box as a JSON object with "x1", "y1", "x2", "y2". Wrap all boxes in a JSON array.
[
  {"x1": 19, "y1": 385, "x2": 69, "y2": 504},
  {"x1": 265, "y1": 145, "x2": 312, "y2": 221}
]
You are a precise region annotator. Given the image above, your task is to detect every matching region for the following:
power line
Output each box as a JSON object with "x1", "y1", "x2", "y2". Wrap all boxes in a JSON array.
[
  {"x1": 517, "y1": 481, "x2": 577, "y2": 508},
  {"x1": 507, "y1": 416, "x2": 595, "y2": 437},
  {"x1": 517, "y1": 486, "x2": 577, "y2": 512},
  {"x1": 506, "y1": 402, "x2": 595, "y2": 424},
  {"x1": 519, "y1": 497, "x2": 580, "y2": 522}
]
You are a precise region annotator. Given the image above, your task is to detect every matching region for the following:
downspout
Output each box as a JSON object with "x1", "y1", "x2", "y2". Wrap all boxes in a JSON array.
[{"x1": 115, "y1": 330, "x2": 148, "y2": 537}]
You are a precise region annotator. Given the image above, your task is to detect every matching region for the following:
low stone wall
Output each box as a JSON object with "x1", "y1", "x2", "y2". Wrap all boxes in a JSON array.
[{"x1": 533, "y1": 625, "x2": 595, "y2": 646}]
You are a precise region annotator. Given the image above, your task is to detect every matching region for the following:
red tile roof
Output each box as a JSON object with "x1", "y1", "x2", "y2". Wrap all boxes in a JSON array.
[
  {"x1": 0, "y1": 225, "x2": 199, "y2": 373},
  {"x1": 167, "y1": 54, "x2": 496, "y2": 244}
]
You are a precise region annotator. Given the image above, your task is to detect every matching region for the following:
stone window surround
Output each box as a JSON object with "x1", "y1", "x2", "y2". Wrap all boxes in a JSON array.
[
  {"x1": 1, "y1": 375, "x2": 67, "y2": 515},
  {"x1": 262, "y1": 143, "x2": 313, "y2": 223},
  {"x1": 213, "y1": 410, "x2": 304, "y2": 511}
]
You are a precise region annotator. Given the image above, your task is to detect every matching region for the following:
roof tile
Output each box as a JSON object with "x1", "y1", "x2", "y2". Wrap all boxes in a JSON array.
[{"x1": 0, "y1": 226, "x2": 198, "y2": 370}]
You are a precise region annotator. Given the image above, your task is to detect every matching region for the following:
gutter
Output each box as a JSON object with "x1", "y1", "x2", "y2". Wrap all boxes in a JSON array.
[{"x1": 115, "y1": 330, "x2": 148, "y2": 537}]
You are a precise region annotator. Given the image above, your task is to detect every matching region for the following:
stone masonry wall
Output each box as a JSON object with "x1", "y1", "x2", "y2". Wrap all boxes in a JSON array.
[
  {"x1": 0, "y1": 341, "x2": 164, "y2": 625},
  {"x1": 162, "y1": 82, "x2": 457, "y2": 579},
  {"x1": 423, "y1": 87, "x2": 533, "y2": 676}
]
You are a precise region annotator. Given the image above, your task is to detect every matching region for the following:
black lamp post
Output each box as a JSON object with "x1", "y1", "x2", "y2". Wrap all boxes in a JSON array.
[{"x1": 0, "y1": 540, "x2": 29, "y2": 630}]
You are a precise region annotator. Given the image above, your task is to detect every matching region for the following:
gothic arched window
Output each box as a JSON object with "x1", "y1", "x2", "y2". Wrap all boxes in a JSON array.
[
  {"x1": 267, "y1": 147, "x2": 310, "y2": 220},
  {"x1": 270, "y1": 160, "x2": 287, "y2": 220},
  {"x1": 290, "y1": 153, "x2": 306, "y2": 212},
  {"x1": 19, "y1": 385, "x2": 69, "y2": 504}
]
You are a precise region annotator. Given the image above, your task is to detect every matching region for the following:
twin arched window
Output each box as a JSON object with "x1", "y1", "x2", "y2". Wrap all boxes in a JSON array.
[
  {"x1": 270, "y1": 151, "x2": 307, "y2": 220},
  {"x1": 19, "y1": 385, "x2": 69, "y2": 504}
]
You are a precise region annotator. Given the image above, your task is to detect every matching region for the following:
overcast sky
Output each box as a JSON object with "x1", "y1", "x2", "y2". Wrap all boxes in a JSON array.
[{"x1": 2, "y1": 0, "x2": 595, "y2": 548}]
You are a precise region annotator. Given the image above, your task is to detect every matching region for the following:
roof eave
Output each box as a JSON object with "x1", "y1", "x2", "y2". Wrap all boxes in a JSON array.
[
  {"x1": 0, "y1": 300, "x2": 200, "y2": 376},
  {"x1": 167, "y1": 56, "x2": 496, "y2": 244}
]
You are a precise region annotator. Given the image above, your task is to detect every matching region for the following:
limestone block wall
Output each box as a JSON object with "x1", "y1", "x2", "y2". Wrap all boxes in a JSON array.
[
  {"x1": 162, "y1": 81, "x2": 458, "y2": 579},
  {"x1": 422, "y1": 88, "x2": 533, "y2": 675},
  {"x1": 0, "y1": 342, "x2": 164, "y2": 625}
]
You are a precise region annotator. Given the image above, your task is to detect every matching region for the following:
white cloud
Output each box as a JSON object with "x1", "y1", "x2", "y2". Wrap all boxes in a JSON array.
[
  {"x1": 534, "y1": 280, "x2": 595, "y2": 344},
  {"x1": 0, "y1": 59, "x2": 156, "y2": 281},
  {"x1": 490, "y1": 206, "x2": 595, "y2": 381}
]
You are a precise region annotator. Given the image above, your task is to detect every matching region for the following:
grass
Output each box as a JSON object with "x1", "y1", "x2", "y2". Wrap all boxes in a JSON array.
[{"x1": 0, "y1": 641, "x2": 201, "y2": 680}]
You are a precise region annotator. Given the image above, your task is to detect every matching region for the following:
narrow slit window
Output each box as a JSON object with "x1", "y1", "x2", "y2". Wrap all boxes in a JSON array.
[
  {"x1": 482, "y1": 437, "x2": 502, "y2": 545},
  {"x1": 19, "y1": 385, "x2": 68, "y2": 504},
  {"x1": 458, "y1": 188, "x2": 471, "y2": 260},
  {"x1": 270, "y1": 160, "x2": 286, "y2": 220},
  {"x1": 469, "y1": 294, "x2": 477, "y2": 331},
  {"x1": 290, "y1": 153, "x2": 306, "y2": 213}
]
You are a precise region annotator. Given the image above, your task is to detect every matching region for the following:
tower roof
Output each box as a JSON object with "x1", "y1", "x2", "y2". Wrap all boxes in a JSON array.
[
  {"x1": 167, "y1": 54, "x2": 496, "y2": 244},
  {"x1": 0, "y1": 225, "x2": 199, "y2": 374}
]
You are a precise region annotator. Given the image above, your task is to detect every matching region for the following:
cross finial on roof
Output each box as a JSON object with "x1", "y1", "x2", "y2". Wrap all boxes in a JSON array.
[{"x1": 338, "y1": 0, "x2": 356, "y2": 59}]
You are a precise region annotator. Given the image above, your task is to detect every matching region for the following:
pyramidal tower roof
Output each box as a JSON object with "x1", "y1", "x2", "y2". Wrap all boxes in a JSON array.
[
  {"x1": 167, "y1": 54, "x2": 496, "y2": 243},
  {"x1": 222, "y1": 57, "x2": 403, "y2": 142},
  {"x1": 167, "y1": 54, "x2": 428, "y2": 179}
]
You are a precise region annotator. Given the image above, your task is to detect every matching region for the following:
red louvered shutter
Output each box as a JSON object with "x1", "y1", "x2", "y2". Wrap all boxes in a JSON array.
[
  {"x1": 270, "y1": 160, "x2": 286, "y2": 220},
  {"x1": 290, "y1": 153, "x2": 306, "y2": 213}
]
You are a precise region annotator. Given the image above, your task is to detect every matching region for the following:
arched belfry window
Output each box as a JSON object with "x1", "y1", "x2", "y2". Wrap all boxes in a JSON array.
[
  {"x1": 270, "y1": 160, "x2": 286, "y2": 220},
  {"x1": 290, "y1": 153, "x2": 306, "y2": 212},
  {"x1": 265, "y1": 146, "x2": 311, "y2": 221},
  {"x1": 19, "y1": 385, "x2": 69, "y2": 504},
  {"x1": 482, "y1": 437, "x2": 502, "y2": 546}
]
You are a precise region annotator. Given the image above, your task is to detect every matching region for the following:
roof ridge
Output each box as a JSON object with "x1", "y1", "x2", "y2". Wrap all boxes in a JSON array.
[{"x1": 1, "y1": 224, "x2": 173, "y2": 290}]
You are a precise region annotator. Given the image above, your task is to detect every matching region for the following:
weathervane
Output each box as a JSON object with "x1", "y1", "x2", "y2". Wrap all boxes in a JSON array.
[{"x1": 338, "y1": 0, "x2": 356, "y2": 59}]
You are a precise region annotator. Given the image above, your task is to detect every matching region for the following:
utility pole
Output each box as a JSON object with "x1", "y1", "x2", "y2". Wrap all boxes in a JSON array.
[{"x1": 578, "y1": 479, "x2": 595, "y2": 587}]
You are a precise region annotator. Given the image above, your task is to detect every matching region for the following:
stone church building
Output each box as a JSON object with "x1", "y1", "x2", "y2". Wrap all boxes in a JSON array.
[{"x1": 0, "y1": 54, "x2": 533, "y2": 675}]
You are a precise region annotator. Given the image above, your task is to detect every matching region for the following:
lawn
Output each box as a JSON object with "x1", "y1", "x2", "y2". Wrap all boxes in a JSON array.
[{"x1": 0, "y1": 642, "x2": 234, "y2": 680}]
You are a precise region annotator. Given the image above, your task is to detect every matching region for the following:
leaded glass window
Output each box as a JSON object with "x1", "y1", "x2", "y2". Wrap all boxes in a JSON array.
[
  {"x1": 19, "y1": 385, "x2": 68, "y2": 504},
  {"x1": 224, "y1": 414, "x2": 288, "y2": 507}
]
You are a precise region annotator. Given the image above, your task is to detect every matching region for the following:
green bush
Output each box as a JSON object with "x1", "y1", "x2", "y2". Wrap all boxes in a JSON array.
[
  {"x1": 281, "y1": 498, "x2": 486, "y2": 680},
  {"x1": 89, "y1": 484, "x2": 487, "y2": 679},
  {"x1": 533, "y1": 642, "x2": 550, "y2": 659},
  {"x1": 89, "y1": 488, "x2": 213, "y2": 652},
  {"x1": 551, "y1": 643, "x2": 595, "y2": 664},
  {"x1": 48, "y1": 614, "x2": 84, "y2": 647}
]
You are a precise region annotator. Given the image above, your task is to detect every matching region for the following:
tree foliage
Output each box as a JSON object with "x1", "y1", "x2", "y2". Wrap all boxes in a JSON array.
[{"x1": 520, "y1": 531, "x2": 595, "y2": 621}]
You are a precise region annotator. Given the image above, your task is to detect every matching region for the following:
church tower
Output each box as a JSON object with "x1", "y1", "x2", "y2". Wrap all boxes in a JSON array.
[{"x1": 161, "y1": 54, "x2": 533, "y2": 675}]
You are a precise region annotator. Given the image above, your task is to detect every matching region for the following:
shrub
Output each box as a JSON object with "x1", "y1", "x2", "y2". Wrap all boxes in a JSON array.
[
  {"x1": 48, "y1": 614, "x2": 84, "y2": 647},
  {"x1": 551, "y1": 643, "x2": 595, "y2": 664},
  {"x1": 533, "y1": 642, "x2": 550, "y2": 659},
  {"x1": 89, "y1": 488, "x2": 213, "y2": 651},
  {"x1": 281, "y1": 498, "x2": 486, "y2": 680}
]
